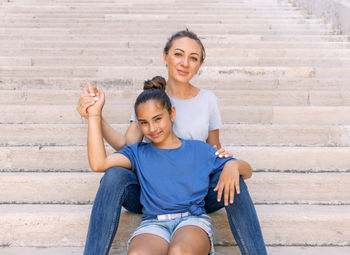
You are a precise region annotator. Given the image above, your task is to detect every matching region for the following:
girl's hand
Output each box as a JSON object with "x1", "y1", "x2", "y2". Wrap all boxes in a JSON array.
[
  {"x1": 214, "y1": 161, "x2": 240, "y2": 206},
  {"x1": 87, "y1": 86, "x2": 105, "y2": 117},
  {"x1": 213, "y1": 145, "x2": 234, "y2": 158},
  {"x1": 77, "y1": 82, "x2": 99, "y2": 119}
]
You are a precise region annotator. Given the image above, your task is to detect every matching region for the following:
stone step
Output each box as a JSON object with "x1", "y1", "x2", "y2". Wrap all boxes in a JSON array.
[
  {"x1": 0, "y1": 11, "x2": 312, "y2": 19},
  {"x1": 4, "y1": 56, "x2": 350, "y2": 67},
  {"x1": 0, "y1": 23, "x2": 331, "y2": 31},
  {"x1": 1, "y1": 146, "x2": 349, "y2": 172},
  {"x1": 0, "y1": 16, "x2": 323, "y2": 25},
  {"x1": 0, "y1": 29, "x2": 336, "y2": 37},
  {"x1": 1, "y1": 246, "x2": 350, "y2": 255},
  {"x1": 2, "y1": 77, "x2": 350, "y2": 91},
  {"x1": 2, "y1": 105, "x2": 350, "y2": 125},
  {"x1": 3, "y1": 47, "x2": 350, "y2": 58},
  {"x1": 3, "y1": 89, "x2": 350, "y2": 106},
  {"x1": 0, "y1": 33, "x2": 347, "y2": 42},
  {"x1": 0, "y1": 17, "x2": 330, "y2": 26},
  {"x1": 2, "y1": 66, "x2": 350, "y2": 79},
  {"x1": 0, "y1": 7, "x2": 311, "y2": 14},
  {"x1": 2, "y1": 123, "x2": 349, "y2": 147},
  {"x1": 0, "y1": 17, "x2": 327, "y2": 25},
  {"x1": 0, "y1": 13, "x2": 315, "y2": 19},
  {"x1": 2, "y1": 41, "x2": 349, "y2": 51},
  {"x1": 1, "y1": 172, "x2": 349, "y2": 204},
  {"x1": 1, "y1": 204, "x2": 349, "y2": 247}
]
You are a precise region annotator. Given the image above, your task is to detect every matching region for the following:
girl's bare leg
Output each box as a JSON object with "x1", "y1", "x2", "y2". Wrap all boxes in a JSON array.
[
  {"x1": 168, "y1": 226, "x2": 211, "y2": 255},
  {"x1": 128, "y1": 233, "x2": 168, "y2": 255}
]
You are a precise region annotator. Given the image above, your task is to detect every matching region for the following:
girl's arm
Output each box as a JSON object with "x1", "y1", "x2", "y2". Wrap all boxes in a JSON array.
[
  {"x1": 87, "y1": 88, "x2": 131, "y2": 172},
  {"x1": 235, "y1": 159, "x2": 252, "y2": 180},
  {"x1": 77, "y1": 83, "x2": 143, "y2": 150},
  {"x1": 214, "y1": 159, "x2": 252, "y2": 206}
]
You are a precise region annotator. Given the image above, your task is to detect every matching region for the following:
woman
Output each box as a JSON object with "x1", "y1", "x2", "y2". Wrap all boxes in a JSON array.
[
  {"x1": 78, "y1": 30, "x2": 267, "y2": 255},
  {"x1": 87, "y1": 76, "x2": 252, "y2": 255}
]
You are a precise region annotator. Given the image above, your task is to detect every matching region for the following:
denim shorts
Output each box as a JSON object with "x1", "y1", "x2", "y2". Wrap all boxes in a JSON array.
[{"x1": 128, "y1": 214, "x2": 215, "y2": 255}]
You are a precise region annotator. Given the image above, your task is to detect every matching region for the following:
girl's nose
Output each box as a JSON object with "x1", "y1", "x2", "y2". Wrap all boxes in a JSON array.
[{"x1": 149, "y1": 122, "x2": 157, "y2": 132}]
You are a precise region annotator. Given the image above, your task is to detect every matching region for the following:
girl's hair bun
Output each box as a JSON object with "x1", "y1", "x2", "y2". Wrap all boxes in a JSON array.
[{"x1": 143, "y1": 76, "x2": 166, "y2": 91}]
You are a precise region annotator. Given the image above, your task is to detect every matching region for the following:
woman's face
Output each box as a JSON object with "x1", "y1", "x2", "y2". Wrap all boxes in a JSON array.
[
  {"x1": 163, "y1": 37, "x2": 202, "y2": 84},
  {"x1": 136, "y1": 100, "x2": 176, "y2": 145}
]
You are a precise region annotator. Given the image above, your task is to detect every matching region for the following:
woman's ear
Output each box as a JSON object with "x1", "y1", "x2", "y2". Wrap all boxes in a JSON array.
[
  {"x1": 170, "y1": 106, "x2": 176, "y2": 122},
  {"x1": 163, "y1": 52, "x2": 168, "y2": 67}
]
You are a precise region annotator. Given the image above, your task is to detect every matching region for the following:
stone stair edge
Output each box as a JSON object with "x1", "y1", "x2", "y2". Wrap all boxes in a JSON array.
[
  {"x1": 1, "y1": 204, "x2": 349, "y2": 247},
  {"x1": 1, "y1": 246, "x2": 350, "y2": 255},
  {"x1": 1, "y1": 171, "x2": 349, "y2": 205},
  {"x1": 1, "y1": 146, "x2": 350, "y2": 173}
]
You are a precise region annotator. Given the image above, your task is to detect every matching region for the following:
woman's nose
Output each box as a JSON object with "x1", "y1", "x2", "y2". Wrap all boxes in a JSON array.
[{"x1": 181, "y1": 57, "x2": 189, "y2": 67}]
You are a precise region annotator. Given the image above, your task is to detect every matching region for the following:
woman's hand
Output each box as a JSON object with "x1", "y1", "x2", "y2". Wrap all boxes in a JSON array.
[
  {"x1": 214, "y1": 160, "x2": 240, "y2": 206},
  {"x1": 213, "y1": 145, "x2": 234, "y2": 158},
  {"x1": 77, "y1": 82, "x2": 100, "y2": 119}
]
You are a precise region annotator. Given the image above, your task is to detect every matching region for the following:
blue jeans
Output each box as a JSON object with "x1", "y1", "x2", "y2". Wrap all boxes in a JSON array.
[{"x1": 83, "y1": 167, "x2": 267, "y2": 255}]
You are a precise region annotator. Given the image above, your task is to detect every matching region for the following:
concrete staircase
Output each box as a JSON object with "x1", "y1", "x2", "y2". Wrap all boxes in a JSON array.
[{"x1": 1, "y1": 0, "x2": 350, "y2": 254}]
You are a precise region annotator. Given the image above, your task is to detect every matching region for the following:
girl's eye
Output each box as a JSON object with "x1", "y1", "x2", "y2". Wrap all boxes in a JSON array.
[
  {"x1": 191, "y1": 57, "x2": 198, "y2": 61},
  {"x1": 174, "y1": 52, "x2": 182, "y2": 56}
]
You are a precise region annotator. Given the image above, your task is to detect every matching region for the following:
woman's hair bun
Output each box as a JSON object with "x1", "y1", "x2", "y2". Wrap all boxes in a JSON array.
[{"x1": 143, "y1": 76, "x2": 166, "y2": 91}]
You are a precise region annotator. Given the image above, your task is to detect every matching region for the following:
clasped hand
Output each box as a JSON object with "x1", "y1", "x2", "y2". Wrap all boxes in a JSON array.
[{"x1": 77, "y1": 82, "x2": 105, "y2": 117}]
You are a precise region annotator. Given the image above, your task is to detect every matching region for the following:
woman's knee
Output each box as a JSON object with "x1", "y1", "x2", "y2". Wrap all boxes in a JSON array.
[{"x1": 101, "y1": 166, "x2": 138, "y2": 186}]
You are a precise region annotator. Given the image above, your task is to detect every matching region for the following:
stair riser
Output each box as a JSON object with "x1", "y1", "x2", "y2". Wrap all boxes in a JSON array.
[
  {"x1": 1, "y1": 147, "x2": 350, "y2": 172},
  {"x1": 1, "y1": 173, "x2": 349, "y2": 204}
]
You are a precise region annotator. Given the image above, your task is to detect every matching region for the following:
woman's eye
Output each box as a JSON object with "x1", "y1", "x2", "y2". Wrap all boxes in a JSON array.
[
  {"x1": 174, "y1": 52, "x2": 182, "y2": 56},
  {"x1": 191, "y1": 57, "x2": 198, "y2": 61}
]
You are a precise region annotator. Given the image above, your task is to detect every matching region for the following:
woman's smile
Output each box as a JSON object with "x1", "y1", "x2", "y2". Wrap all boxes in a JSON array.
[{"x1": 177, "y1": 69, "x2": 189, "y2": 76}]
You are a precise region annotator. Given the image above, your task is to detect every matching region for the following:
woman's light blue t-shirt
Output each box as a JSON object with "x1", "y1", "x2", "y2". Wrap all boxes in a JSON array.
[{"x1": 130, "y1": 89, "x2": 222, "y2": 142}]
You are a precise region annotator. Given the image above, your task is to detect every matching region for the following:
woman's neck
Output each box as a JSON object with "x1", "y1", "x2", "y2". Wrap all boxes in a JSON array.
[
  {"x1": 153, "y1": 132, "x2": 181, "y2": 149},
  {"x1": 166, "y1": 79, "x2": 199, "y2": 100}
]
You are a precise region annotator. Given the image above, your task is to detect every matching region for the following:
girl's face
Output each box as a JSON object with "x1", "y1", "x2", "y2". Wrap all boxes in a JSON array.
[
  {"x1": 163, "y1": 37, "x2": 202, "y2": 84},
  {"x1": 136, "y1": 100, "x2": 176, "y2": 145}
]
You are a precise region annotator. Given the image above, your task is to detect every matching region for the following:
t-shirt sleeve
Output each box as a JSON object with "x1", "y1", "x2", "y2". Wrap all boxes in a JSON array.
[
  {"x1": 130, "y1": 108, "x2": 137, "y2": 122},
  {"x1": 208, "y1": 91, "x2": 222, "y2": 131},
  {"x1": 114, "y1": 144, "x2": 137, "y2": 172},
  {"x1": 207, "y1": 144, "x2": 236, "y2": 174}
]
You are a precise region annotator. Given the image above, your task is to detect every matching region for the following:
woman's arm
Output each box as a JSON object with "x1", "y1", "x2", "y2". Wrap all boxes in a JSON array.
[
  {"x1": 207, "y1": 129, "x2": 252, "y2": 179},
  {"x1": 77, "y1": 83, "x2": 143, "y2": 150},
  {"x1": 206, "y1": 129, "x2": 221, "y2": 149},
  {"x1": 87, "y1": 89, "x2": 131, "y2": 172}
]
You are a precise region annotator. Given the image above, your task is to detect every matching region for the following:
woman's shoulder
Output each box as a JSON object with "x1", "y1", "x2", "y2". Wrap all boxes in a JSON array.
[{"x1": 198, "y1": 89, "x2": 218, "y2": 101}]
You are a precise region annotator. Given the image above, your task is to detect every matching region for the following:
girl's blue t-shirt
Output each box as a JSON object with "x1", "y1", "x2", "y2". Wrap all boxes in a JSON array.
[{"x1": 116, "y1": 139, "x2": 235, "y2": 219}]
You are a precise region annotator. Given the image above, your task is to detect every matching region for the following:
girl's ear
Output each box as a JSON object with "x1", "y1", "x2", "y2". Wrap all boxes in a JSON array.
[{"x1": 170, "y1": 106, "x2": 176, "y2": 122}]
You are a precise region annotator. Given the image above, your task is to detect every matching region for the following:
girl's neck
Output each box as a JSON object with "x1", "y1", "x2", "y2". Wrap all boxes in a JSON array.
[
  {"x1": 166, "y1": 79, "x2": 199, "y2": 100},
  {"x1": 153, "y1": 131, "x2": 181, "y2": 149}
]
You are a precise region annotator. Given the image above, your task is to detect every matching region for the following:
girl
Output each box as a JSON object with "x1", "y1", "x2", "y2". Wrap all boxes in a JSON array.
[
  {"x1": 79, "y1": 30, "x2": 267, "y2": 255},
  {"x1": 87, "y1": 76, "x2": 252, "y2": 255}
]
